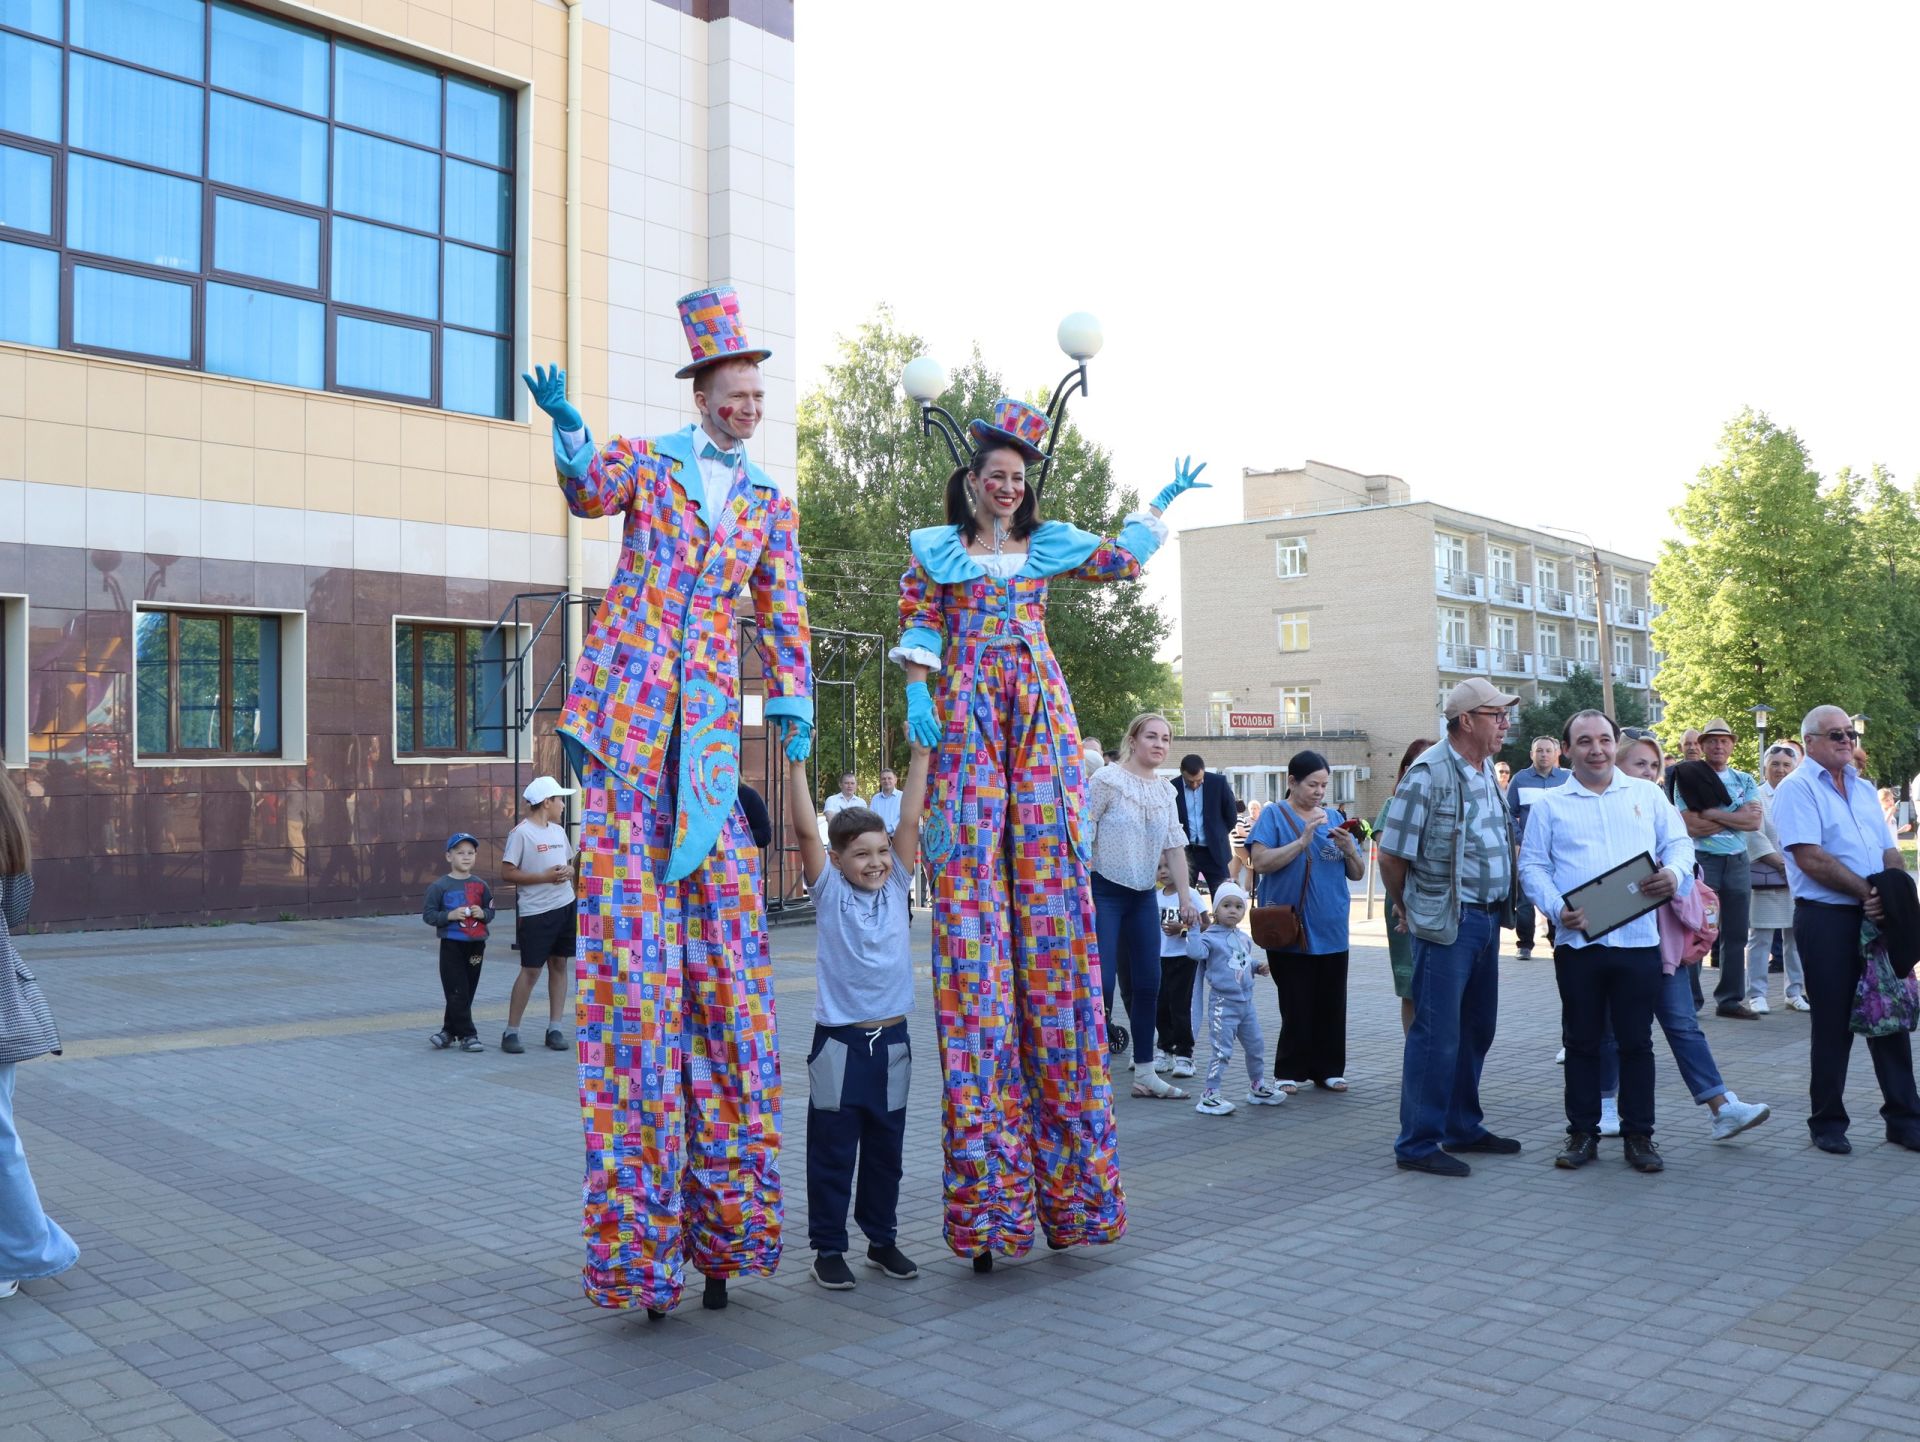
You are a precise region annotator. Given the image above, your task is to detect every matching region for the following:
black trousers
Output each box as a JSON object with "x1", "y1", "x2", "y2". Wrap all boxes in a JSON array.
[
  {"x1": 1186, "y1": 844, "x2": 1233, "y2": 897},
  {"x1": 1158, "y1": 953, "x2": 1198, "y2": 1057},
  {"x1": 1555, "y1": 942, "x2": 1661, "y2": 1136},
  {"x1": 1796, "y1": 900, "x2": 1920, "y2": 1141},
  {"x1": 805, "y1": 1021, "x2": 909, "y2": 1254},
  {"x1": 1268, "y1": 950, "x2": 1349, "y2": 1083},
  {"x1": 438, "y1": 939, "x2": 485, "y2": 1039}
]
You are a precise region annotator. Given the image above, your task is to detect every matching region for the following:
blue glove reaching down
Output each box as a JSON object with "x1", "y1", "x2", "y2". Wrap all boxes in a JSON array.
[
  {"x1": 522, "y1": 363, "x2": 584, "y2": 433},
  {"x1": 780, "y1": 719, "x2": 812, "y2": 764},
  {"x1": 905, "y1": 682, "x2": 941, "y2": 749},
  {"x1": 1150, "y1": 456, "x2": 1210, "y2": 514}
]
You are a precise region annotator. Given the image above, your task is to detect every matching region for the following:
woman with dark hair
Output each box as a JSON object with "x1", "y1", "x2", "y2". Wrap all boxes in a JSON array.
[
  {"x1": 894, "y1": 397, "x2": 1206, "y2": 1268},
  {"x1": 1378, "y1": 738, "x2": 1434, "y2": 1034},
  {"x1": 1247, "y1": 749, "x2": 1368, "y2": 1091},
  {"x1": 0, "y1": 769, "x2": 75, "y2": 1300}
]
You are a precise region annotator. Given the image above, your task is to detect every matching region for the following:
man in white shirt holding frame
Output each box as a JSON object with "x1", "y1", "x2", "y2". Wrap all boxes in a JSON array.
[{"x1": 1520, "y1": 710, "x2": 1694, "y2": 1174}]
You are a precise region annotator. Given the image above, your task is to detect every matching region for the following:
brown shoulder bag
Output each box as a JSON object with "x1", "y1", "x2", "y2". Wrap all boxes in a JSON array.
[{"x1": 1249, "y1": 805, "x2": 1313, "y2": 952}]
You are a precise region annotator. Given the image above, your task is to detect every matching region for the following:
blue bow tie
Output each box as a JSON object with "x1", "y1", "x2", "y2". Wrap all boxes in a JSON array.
[{"x1": 701, "y1": 440, "x2": 742, "y2": 466}]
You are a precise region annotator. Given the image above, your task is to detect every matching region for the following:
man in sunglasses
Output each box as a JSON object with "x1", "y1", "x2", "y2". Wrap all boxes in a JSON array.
[{"x1": 1771, "y1": 706, "x2": 1920, "y2": 1154}]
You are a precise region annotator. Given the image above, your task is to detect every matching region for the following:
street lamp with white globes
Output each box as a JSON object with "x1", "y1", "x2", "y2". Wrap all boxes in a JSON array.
[{"x1": 900, "y1": 312, "x2": 1105, "y2": 493}]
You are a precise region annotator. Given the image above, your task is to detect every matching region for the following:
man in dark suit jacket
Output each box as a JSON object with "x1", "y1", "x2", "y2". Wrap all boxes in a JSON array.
[{"x1": 1173, "y1": 754, "x2": 1238, "y2": 897}]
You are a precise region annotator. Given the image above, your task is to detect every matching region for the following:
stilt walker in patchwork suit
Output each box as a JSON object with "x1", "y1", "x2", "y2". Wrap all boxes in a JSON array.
[
  {"x1": 893, "y1": 395, "x2": 1208, "y2": 1267},
  {"x1": 523, "y1": 285, "x2": 812, "y2": 1318}
]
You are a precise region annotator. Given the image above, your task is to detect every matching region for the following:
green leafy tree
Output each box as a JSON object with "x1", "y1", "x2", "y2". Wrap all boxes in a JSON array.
[
  {"x1": 1837, "y1": 465, "x2": 1920, "y2": 787},
  {"x1": 795, "y1": 307, "x2": 1177, "y2": 789},
  {"x1": 1501, "y1": 666, "x2": 1647, "y2": 770},
  {"x1": 1651, "y1": 409, "x2": 1861, "y2": 772}
]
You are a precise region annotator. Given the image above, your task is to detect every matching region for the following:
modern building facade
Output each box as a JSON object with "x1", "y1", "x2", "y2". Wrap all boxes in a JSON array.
[
  {"x1": 1177, "y1": 461, "x2": 1660, "y2": 819},
  {"x1": 0, "y1": 0, "x2": 796, "y2": 927}
]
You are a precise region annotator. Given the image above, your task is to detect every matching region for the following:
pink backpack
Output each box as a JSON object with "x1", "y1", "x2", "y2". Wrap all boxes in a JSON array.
[{"x1": 1657, "y1": 865, "x2": 1721, "y2": 968}]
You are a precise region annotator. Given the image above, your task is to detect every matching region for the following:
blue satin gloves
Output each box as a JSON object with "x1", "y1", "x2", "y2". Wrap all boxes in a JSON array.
[
  {"x1": 905, "y1": 682, "x2": 941, "y2": 749},
  {"x1": 780, "y1": 718, "x2": 812, "y2": 763},
  {"x1": 522, "y1": 363, "x2": 584, "y2": 433},
  {"x1": 1150, "y1": 456, "x2": 1210, "y2": 513}
]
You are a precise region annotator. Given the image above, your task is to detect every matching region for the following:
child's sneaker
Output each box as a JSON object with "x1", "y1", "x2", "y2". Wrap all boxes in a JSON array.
[
  {"x1": 1170, "y1": 1056, "x2": 1195, "y2": 1078},
  {"x1": 809, "y1": 1253, "x2": 856, "y2": 1290},
  {"x1": 429, "y1": 1031, "x2": 453, "y2": 1049},
  {"x1": 501, "y1": 1030, "x2": 524, "y2": 1054},
  {"x1": 1246, "y1": 1080, "x2": 1287, "y2": 1106},
  {"x1": 458, "y1": 1036, "x2": 484, "y2": 1053},
  {"x1": 865, "y1": 1243, "x2": 918, "y2": 1280},
  {"x1": 1195, "y1": 1091, "x2": 1235, "y2": 1116},
  {"x1": 545, "y1": 1027, "x2": 569, "y2": 1051}
]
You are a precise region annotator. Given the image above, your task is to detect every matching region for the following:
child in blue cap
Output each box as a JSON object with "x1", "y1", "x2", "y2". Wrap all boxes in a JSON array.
[{"x1": 423, "y1": 832, "x2": 495, "y2": 1052}]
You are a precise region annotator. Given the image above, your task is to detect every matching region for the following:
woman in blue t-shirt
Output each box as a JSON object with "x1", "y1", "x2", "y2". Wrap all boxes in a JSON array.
[{"x1": 1247, "y1": 750, "x2": 1368, "y2": 1093}]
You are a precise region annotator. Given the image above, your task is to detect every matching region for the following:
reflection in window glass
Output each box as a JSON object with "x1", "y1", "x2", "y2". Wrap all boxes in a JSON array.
[
  {"x1": 333, "y1": 130, "x2": 439, "y2": 233},
  {"x1": 446, "y1": 78, "x2": 510, "y2": 167},
  {"x1": 71, "y1": 0, "x2": 205, "y2": 81},
  {"x1": 394, "y1": 626, "x2": 414, "y2": 753},
  {"x1": 68, "y1": 155, "x2": 201, "y2": 270},
  {"x1": 209, "y1": 92, "x2": 328, "y2": 206},
  {"x1": 0, "y1": 31, "x2": 62, "y2": 142},
  {"x1": 465, "y1": 626, "x2": 506, "y2": 752},
  {"x1": 69, "y1": 56, "x2": 204, "y2": 175},
  {"x1": 134, "y1": 612, "x2": 171, "y2": 756},
  {"x1": 0, "y1": 0, "x2": 62, "y2": 38},
  {"x1": 418, "y1": 627, "x2": 456, "y2": 750},
  {"x1": 213, "y1": 196, "x2": 319, "y2": 288},
  {"x1": 206, "y1": 284, "x2": 322, "y2": 389},
  {"x1": 444, "y1": 159, "x2": 510, "y2": 250},
  {"x1": 0, "y1": 242, "x2": 56, "y2": 348},
  {"x1": 74, "y1": 265, "x2": 193, "y2": 359},
  {"x1": 332, "y1": 217, "x2": 437, "y2": 320},
  {"x1": 336, "y1": 314, "x2": 430, "y2": 399},
  {"x1": 210, "y1": 0, "x2": 326, "y2": 114},
  {"x1": 229, "y1": 615, "x2": 280, "y2": 753},
  {"x1": 0, "y1": 144, "x2": 53, "y2": 234},
  {"x1": 334, "y1": 43, "x2": 440, "y2": 148},
  {"x1": 176, "y1": 615, "x2": 223, "y2": 750},
  {"x1": 443, "y1": 244, "x2": 507, "y2": 333},
  {"x1": 442, "y1": 330, "x2": 506, "y2": 419}
]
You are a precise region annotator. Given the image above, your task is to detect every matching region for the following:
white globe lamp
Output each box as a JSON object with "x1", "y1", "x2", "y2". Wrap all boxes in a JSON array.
[
  {"x1": 1057, "y1": 312, "x2": 1104, "y2": 362},
  {"x1": 901, "y1": 356, "x2": 949, "y2": 404}
]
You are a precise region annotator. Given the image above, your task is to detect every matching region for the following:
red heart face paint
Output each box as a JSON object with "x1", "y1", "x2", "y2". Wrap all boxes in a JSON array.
[{"x1": 718, "y1": 405, "x2": 734, "y2": 422}]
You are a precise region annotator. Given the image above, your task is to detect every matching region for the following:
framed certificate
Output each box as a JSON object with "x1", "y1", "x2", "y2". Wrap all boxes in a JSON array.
[{"x1": 1562, "y1": 852, "x2": 1661, "y2": 941}]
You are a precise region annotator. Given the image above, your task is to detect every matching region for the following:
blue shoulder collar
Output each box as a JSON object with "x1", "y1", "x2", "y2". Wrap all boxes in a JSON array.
[
  {"x1": 909, "y1": 525, "x2": 978, "y2": 583},
  {"x1": 907, "y1": 520, "x2": 1104, "y2": 584}
]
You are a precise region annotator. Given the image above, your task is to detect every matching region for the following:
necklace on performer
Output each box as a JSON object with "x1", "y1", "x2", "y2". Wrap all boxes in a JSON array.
[{"x1": 992, "y1": 518, "x2": 1006, "y2": 555}]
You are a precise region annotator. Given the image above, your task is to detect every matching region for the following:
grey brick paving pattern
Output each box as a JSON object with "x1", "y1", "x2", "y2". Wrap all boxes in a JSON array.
[{"x1": 10, "y1": 912, "x2": 1920, "y2": 1440}]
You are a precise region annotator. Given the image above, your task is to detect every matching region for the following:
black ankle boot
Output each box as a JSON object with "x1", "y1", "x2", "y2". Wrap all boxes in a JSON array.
[{"x1": 701, "y1": 1276, "x2": 728, "y2": 1309}]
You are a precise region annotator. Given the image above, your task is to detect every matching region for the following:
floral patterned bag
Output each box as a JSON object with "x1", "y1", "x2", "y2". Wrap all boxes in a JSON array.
[{"x1": 1851, "y1": 920, "x2": 1920, "y2": 1038}]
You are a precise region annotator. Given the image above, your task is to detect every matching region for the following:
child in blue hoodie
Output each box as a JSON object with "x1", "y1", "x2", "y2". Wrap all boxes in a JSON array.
[
  {"x1": 422, "y1": 832, "x2": 495, "y2": 1053},
  {"x1": 1186, "y1": 883, "x2": 1285, "y2": 1115}
]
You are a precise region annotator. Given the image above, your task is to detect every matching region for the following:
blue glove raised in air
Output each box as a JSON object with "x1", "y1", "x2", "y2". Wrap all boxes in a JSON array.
[
  {"x1": 522, "y1": 363, "x2": 584, "y2": 433},
  {"x1": 905, "y1": 681, "x2": 941, "y2": 749},
  {"x1": 780, "y1": 718, "x2": 812, "y2": 764},
  {"x1": 1149, "y1": 456, "x2": 1210, "y2": 513}
]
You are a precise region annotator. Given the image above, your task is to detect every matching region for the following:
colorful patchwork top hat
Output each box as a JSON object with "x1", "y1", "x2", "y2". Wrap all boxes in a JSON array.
[
  {"x1": 967, "y1": 397, "x2": 1050, "y2": 464},
  {"x1": 673, "y1": 284, "x2": 774, "y2": 379}
]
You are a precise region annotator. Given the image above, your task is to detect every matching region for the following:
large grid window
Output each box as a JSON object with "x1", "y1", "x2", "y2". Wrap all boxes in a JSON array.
[
  {"x1": 395, "y1": 622, "x2": 508, "y2": 757},
  {"x1": 135, "y1": 608, "x2": 282, "y2": 757},
  {"x1": 0, "y1": 0, "x2": 515, "y2": 416}
]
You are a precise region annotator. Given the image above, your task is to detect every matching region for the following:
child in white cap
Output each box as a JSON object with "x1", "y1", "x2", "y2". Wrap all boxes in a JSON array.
[
  {"x1": 501, "y1": 776, "x2": 577, "y2": 1054},
  {"x1": 1186, "y1": 883, "x2": 1286, "y2": 1115}
]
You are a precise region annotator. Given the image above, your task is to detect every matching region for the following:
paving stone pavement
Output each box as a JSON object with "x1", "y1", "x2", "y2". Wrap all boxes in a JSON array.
[{"x1": 9, "y1": 908, "x2": 1920, "y2": 1441}]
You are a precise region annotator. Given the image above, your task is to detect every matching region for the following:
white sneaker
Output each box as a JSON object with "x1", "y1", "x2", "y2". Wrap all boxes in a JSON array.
[
  {"x1": 1555, "y1": 1047, "x2": 1566, "y2": 1065},
  {"x1": 1787, "y1": 995, "x2": 1811, "y2": 1012},
  {"x1": 1711, "y1": 1097, "x2": 1770, "y2": 1141},
  {"x1": 1152, "y1": 1050, "x2": 1170, "y2": 1072},
  {"x1": 1171, "y1": 1056, "x2": 1195, "y2": 1078},
  {"x1": 1749, "y1": 996, "x2": 1771, "y2": 1015},
  {"x1": 0, "y1": 1280, "x2": 16, "y2": 1299},
  {"x1": 1195, "y1": 1091, "x2": 1235, "y2": 1116},
  {"x1": 1246, "y1": 1081, "x2": 1287, "y2": 1106},
  {"x1": 1598, "y1": 1100, "x2": 1621, "y2": 1137}
]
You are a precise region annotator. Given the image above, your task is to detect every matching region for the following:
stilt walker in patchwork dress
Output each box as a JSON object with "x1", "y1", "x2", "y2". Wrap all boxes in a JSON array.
[
  {"x1": 894, "y1": 397, "x2": 1208, "y2": 1267},
  {"x1": 522, "y1": 285, "x2": 813, "y2": 1318}
]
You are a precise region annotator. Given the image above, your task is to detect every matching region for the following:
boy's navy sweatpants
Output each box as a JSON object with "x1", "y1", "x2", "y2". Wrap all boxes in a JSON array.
[{"x1": 806, "y1": 1020, "x2": 910, "y2": 1255}]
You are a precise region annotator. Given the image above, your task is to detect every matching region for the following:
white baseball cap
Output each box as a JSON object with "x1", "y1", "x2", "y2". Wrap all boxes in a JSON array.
[{"x1": 523, "y1": 776, "x2": 575, "y2": 806}]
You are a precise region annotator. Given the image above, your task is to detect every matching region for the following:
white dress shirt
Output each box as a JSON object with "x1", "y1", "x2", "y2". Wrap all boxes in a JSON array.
[
  {"x1": 867, "y1": 788, "x2": 902, "y2": 834},
  {"x1": 1518, "y1": 768, "x2": 1694, "y2": 951}
]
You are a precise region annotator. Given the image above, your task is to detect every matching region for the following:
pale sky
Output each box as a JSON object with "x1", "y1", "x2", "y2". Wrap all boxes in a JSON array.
[{"x1": 796, "y1": 2, "x2": 1920, "y2": 654}]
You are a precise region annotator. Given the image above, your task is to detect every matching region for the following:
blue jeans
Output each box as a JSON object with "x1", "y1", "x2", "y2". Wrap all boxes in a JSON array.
[
  {"x1": 1092, "y1": 871, "x2": 1162, "y2": 1065},
  {"x1": 1396, "y1": 905, "x2": 1501, "y2": 1159},
  {"x1": 0, "y1": 1063, "x2": 80, "y2": 1282},
  {"x1": 1598, "y1": 965, "x2": 1727, "y2": 1105}
]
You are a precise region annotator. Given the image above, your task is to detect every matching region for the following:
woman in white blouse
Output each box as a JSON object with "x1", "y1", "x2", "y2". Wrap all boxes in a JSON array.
[{"x1": 1086, "y1": 712, "x2": 1201, "y2": 1098}]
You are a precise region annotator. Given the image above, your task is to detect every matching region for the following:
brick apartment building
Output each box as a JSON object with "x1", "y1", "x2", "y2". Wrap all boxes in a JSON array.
[{"x1": 1176, "y1": 461, "x2": 1661, "y2": 820}]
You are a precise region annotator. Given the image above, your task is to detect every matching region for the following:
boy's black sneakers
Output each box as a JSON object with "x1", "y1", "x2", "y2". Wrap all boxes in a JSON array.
[
  {"x1": 429, "y1": 1031, "x2": 452, "y2": 1049},
  {"x1": 545, "y1": 1027, "x2": 568, "y2": 1051},
  {"x1": 501, "y1": 1031, "x2": 525, "y2": 1054},
  {"x1": 810, "y1": 1253, "x2": 857, "y2": 1290},
  {"x1": 458, "y1": 1036, "x2": 483, "y2": 1053},
  {"x1": 865, "y1": 1243, "x2": 918, "y2": 1280}
]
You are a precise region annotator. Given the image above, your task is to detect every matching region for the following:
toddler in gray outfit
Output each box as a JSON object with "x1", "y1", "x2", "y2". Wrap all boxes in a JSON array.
[{"x1": 1186, "y1": 883, "x2": 1285, "y2": 1115}]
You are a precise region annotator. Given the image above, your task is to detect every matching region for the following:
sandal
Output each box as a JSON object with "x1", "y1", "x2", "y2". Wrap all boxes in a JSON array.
[
  {"x1": 1273, "y1": 1078, "x2": 1300, "y2": 1094},
  {"x1": 1318, "y1": 1077, "x2": 1349, "y2": 1092},
  {"x1": 1132, "y1": 1079, "x2": 1190, "y2": 1100}
]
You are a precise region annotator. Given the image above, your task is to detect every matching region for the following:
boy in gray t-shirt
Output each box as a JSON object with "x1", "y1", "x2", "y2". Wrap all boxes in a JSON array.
[{"x1": 786, "y1": 732, "x2": 931, "y2": 1293}]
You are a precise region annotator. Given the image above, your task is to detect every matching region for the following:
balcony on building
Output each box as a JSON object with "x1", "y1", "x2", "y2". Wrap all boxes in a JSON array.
[
  {"x1": 1486, "y1": 576, "x2": 1534, "y2": 609},
  {"x1": 1434, "y1": 568, "x2": 1487, "y2": 602},
  {"x1": 1438, "y1": 643, "x2": 1487, "y2": 672},
  {"x1": 1612, "y1": 662, "x2": 1650, "y2": 688},
  {"x1": 1536, "y1": 587, "x2": 1575, "y2": 618},
  {"x1": 1574, "y1": 593, "x2": 1600, "y2": 621},
  {"x1": 1607, "y1": 601, "x2": 1649, "y2": 630},
  {"x1": 1535, "y1": 654, "x2": 1576, "y2": 681},
  {"x1": 1488, "y1": 648, "x2": 1535, "y2": 679}
]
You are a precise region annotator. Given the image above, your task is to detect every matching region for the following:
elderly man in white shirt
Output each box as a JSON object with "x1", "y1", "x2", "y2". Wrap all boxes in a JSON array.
[{"x1": 1520, "y1": 710, "x2": 1694, "y2": 1174}]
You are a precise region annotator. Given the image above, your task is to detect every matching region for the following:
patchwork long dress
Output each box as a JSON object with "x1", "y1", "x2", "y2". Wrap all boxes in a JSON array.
[
  {"x1": 554, "y1": 423, "x2": 812, "y2": 1313},
  {"x1": 894, "y1": 513, "x2": 1166, "y2": 1258}
]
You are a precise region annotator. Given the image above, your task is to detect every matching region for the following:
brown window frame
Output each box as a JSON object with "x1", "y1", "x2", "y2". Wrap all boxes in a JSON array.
[
  {"x1": 136, "y1": 608, "x2": 283, "y2": 760},
  {"x1": 0, "y1": 0, "x2": 516, "y2": 417},
  {"x1": 395, "y1": 621, "x2": 510, "y2": 760}
]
